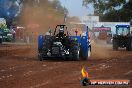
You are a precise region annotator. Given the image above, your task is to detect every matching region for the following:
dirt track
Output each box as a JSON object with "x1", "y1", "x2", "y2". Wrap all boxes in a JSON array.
[{"x1": 0, "y1": 42, "x2": 132, "y2": 88}]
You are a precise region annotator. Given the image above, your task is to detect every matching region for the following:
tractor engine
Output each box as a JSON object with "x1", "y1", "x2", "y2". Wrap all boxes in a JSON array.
[{"x1": 51, "y1": 42, "x2": 64, "y2": 56}]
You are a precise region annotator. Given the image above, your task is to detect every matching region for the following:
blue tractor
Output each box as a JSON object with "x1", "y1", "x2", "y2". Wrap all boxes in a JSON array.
[
  {"x1": 113, "y1": 25, "x2": 132, "y2": 51},
  {"x1": 38, "y1": 25, "x2": 91, "y2": 61}
]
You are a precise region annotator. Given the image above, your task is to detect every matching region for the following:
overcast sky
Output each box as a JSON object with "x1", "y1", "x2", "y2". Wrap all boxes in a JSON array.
[{"x1": 59, "y1": 0, "x2": 94, "y2": 18}]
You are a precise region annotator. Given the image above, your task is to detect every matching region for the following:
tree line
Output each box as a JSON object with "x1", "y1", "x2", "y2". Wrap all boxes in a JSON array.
[
  {"x1": 0, "y1": 0, "x2": 68, "y2": 27},
  {"x1": 83, "y1": 0, "x2": 132, "y2": 22},
  {"x1": 22, "y1": 0, "x2": 68, "y2": 15}
]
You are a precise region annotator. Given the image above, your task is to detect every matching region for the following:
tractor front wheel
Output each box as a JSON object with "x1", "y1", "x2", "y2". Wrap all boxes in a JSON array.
[
  {"x1": 70, "y1": 46, "x2": 80, "y2": 61},
  {"x1": 126, "y1": 39, "x2": 132, "y2": 51}
]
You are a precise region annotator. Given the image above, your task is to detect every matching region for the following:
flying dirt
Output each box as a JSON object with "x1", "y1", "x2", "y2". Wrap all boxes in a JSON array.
[{"x1": 0, "y1": 41, "x2": 131, "y2": 88}]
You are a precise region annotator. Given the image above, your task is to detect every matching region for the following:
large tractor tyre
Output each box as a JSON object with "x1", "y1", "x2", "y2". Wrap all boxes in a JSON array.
[
  {"x1": 70, "y1": 46, "x2": 80, "y2": 61},
  {"x1": 113, "y1": 39, "x2": 118, "y2": 51},
  {"x1": 126, "y1": 39, "x2": 132, "y2": 51},
  {"x1": 41, "y1": 46, "x2": 48, "y2": 60},
  {"x1": 44, "y1": 35, "x2": 53, "y2": 48},
  {"x1": 0, "y1": 38, "x2": 2, "y2": 44},
  {"x1": 38, "y1": 46, "x2": 48, "y2": 61}
]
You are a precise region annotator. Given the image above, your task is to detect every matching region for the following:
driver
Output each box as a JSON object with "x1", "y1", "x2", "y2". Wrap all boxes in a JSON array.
[
  {"x1": 59, "y1": 26, "x2": 64, "y2": 36},
  {"x1": 56, "y1": 26, "x2": 69, "y2": 45},
  {"x1": 56, "y1": 26, "x2": 65, "y2": 38}
]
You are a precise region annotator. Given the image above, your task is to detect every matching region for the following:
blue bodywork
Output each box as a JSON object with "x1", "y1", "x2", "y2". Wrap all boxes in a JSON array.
[
  {"x1": 38, "y1": 25, "x2": 91, "y2": 59},
  {"x1": 116, "y1": 25, "x2": 129, "y2": 28},
  {"x1": 69, "y1": 33, "x2": 90, "y2": 58},
  {"x1": 38, "y1": 35, "x2": 45, "y2": 51},
  {"x1": 116, "y1": 25, "x2": 130, "y2": 35}
]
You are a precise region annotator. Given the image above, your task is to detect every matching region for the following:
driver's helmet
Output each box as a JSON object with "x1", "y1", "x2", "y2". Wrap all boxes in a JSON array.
[{"x1": 59, "y1": 26, "x2": 64, "y2": 33}]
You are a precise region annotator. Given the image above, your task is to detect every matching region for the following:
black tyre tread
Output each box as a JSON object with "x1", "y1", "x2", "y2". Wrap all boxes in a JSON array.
[
  {"x1": 126, "y1": 39, "x2": 132, "y2": 51},
  {"x1": 70, "y1": 46, "x2": 80, "y2": 61},
  {"x1": 72, "y1": 50, "x2": 80, "y2": 61}
]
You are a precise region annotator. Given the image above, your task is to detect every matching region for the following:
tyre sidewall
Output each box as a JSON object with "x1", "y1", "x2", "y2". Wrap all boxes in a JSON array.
[{"x1": 70, "y1": 46, "x2": 80, "y2": 61}]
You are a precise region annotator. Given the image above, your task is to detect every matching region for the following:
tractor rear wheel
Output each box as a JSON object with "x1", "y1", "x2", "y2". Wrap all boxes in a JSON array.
[
  {"x1": 126, "y1": 38, "x2": 132, "y2": 51},
  {"x1": 38, "y1": 46, "x2": 48, "y2": 61},
  {"x1": 0, "y1": 38, "x2": 2, "y2": 44}
]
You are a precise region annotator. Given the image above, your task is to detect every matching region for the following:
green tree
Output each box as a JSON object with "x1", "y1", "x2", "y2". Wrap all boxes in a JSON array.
[
  {"x1": 83, "y1": 0, "x2": 132, "y2": 22},
  {"x1": 119, "y1": 0, "x2": 132, "y2": 21},
  {"x1": 102, "y1": 0, "x2": 132, "y2": 22},
  {"x1": 49, "y1": 0, "x2": 68, "y2": 15},
  {"x1": 83, "y1": 0, "x2": 126, "y2": 15}
]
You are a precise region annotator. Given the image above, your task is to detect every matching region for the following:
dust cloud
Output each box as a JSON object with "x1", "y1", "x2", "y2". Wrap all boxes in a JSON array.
[
  {"x1": 90, "y1": 40, "x2": 132, "y2": 60},
  {"x1": 17, "y1": 3, "x2": 64, "y2": 55},
  {"x1": 91, "y1": 40, "x2": 112, "y2": 59},
  {"x1": 19, "y1": 4, "x2": 64, "y2": 39}
]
